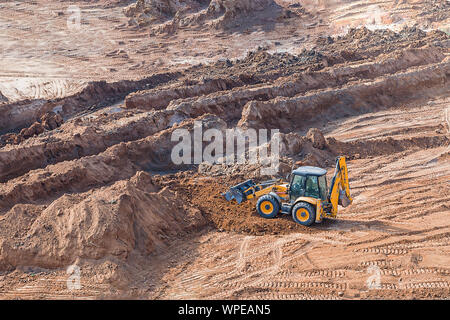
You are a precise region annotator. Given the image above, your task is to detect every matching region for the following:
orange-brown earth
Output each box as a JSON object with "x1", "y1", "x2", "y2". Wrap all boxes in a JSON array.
[{"x1": 0, "y1": 0, "x2": 449, "y2": 299}]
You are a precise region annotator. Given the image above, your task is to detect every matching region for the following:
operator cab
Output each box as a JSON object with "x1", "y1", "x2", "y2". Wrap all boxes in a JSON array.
[{"x1": 289, "y1": 166, "x2": 328, "y2": 202}]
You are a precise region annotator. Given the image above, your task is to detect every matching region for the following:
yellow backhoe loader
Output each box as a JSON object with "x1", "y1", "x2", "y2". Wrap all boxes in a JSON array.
[{"x1": 223, "y1": 156, "x2": 352, "y2": 226}]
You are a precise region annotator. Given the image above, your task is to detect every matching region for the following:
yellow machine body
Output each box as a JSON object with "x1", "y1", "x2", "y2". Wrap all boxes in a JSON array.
[
  {"x1": 245, "y1": 183, "x2": 288, "y2": 200},
  {"x1": 223, "y1": 156, "x2": 353, "y2": 226}
]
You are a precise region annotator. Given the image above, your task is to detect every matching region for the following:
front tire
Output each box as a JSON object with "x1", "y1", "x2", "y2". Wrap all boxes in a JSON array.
[
  {"x1": 292, "y1": 202, "x2": 316, "y2": 226},
  {"x1": 256, "y1": 195, "x2": 280, "y2": 219}
]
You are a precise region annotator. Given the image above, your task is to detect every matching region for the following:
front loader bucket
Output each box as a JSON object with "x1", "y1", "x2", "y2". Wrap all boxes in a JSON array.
[{"x1": 222, "y1": 179, "x2": 255, "y2": 204}]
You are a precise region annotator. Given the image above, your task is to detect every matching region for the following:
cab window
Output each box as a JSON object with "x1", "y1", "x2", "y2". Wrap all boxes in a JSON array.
[
  {"x1": 290, "y1": 174, "x2": 305, "y2": 201},
  {"x1": 304, "y1": 175, "x2": 320, "y2": 199},
  {"x1": 318, "y1": 175, "x2": 328, "y2": 200}
]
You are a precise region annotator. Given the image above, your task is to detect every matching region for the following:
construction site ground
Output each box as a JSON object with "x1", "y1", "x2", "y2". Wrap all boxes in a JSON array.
[{"x1": 0, "y1": 0, "x2": 449, "y2": 299}]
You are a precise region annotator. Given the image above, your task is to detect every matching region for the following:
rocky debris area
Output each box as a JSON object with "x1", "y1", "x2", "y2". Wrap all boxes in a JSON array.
[
  {"x1": 124, "y1": 0, "x2": 284, "y2": 31},
  {"x1": 413, "y1": 0, "x2": 450, "y2": 25},
  {"x1": 123, "y1": 0, "x2": 205, "y2": 25},
  {"x1": 314, "y1": 26, "x2": 449, "y2": 63},
  {"x1": 306, "y1": 128, "x2": 326, "y2": 150},
  {"x1": 0, "y1": 111, "x2": 63, "y2": 146}
]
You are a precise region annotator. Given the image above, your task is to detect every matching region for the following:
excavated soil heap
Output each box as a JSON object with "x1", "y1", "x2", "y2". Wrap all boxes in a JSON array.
[
  {"x1": 0, "y1": 171, "x2": 206, "y2": 271},
  {"x1": 153, "y1": 173, "x2": 321, "y2": 236}
]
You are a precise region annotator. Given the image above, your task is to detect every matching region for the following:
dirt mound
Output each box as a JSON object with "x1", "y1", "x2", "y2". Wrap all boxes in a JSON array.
[
  {"x1": 306, "y1": 128, "x2": 326, "y2": 150},
  {"x1": 315, "y1": 26, "x2": 449, "y2": 63},
  {"x1": 123, "y1": 0, "x2": 205, "y2": 24},
  {"x1": 125, "y1": 76, "x2": 244, "y2": 110},
  {"x1": 124, "y1": 0, "x2": 282, "y2": 31},
  {"x1": 0, "y1": 72, "x2": 179, "y2": 136},
  {"x1": 205, "y1": 0, "x2": 280, "y2": 29},
  {"x1": 239, "y1": 58, "x2": 450, "y2": 130},
  {"x1": 0, "y1": 111, "x2": 63, "y2": 146},
  {"x1": 0, "y1": 171, "x2": 206, "y2": 271},
  {"x1": 197, "y1": 128, "x2": 336, "y2": 178},
  {"x1": 154, "y1": 173, "x2": 320, "y2": 236}
]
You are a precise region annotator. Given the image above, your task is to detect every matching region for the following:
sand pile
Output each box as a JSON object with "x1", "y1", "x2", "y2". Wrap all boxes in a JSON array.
[{"x1": 0, "y1": 171, "x2": 206, "y2": 271}]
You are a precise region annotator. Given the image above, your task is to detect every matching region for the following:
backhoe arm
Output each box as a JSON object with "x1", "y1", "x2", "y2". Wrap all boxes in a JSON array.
[{"x1": 327, "y1": 156, "x2": 352, "y2": 216}]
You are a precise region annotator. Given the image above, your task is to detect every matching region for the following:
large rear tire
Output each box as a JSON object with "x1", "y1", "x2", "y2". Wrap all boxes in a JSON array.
[
  {"x1": 256, "y1": 195, "x2": 280, "y2": 219},
  {"x1": 292, "y1": 202, "x2": 316, "y2": 226}
]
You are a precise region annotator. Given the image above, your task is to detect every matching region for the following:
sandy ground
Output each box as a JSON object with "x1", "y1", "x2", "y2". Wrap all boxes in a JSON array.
[
  {"x1": 2, "y1": 0, "x2": 447, "y2": 102},
  {"x1": 0, "y1": 0, "x2": 449, "y2": 300},
  {"x1": 149, "y1": 97, "x2": 450, "y2": 300}
]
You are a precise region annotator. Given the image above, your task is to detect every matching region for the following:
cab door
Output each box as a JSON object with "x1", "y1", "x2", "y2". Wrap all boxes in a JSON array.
[
  {"x1": 304, "y1": 175, "x2": 321, "y2": 199},
  {"x1": 318, "y1": 175, "x2": 328, "y2": 200},
  {"x1": 289, "y1": 174, "x2": 306, "y2": 202}
]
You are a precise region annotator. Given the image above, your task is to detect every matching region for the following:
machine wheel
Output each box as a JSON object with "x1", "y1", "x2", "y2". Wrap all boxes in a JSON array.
[
  {"x1": 292, "y1": 202, "x2": 316, "y2": 226},
  {"x1": 256, "y1": 195, "x2": 280, "y2": 219}
]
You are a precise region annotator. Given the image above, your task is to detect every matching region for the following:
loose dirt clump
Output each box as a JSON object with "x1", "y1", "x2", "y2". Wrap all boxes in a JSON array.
[
  {"x1": 0, "y1": 112, "x2": 63, "y2": 146},
  {"x1": 306, "y1": 128, "x2": 326, "y2": 150}
]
